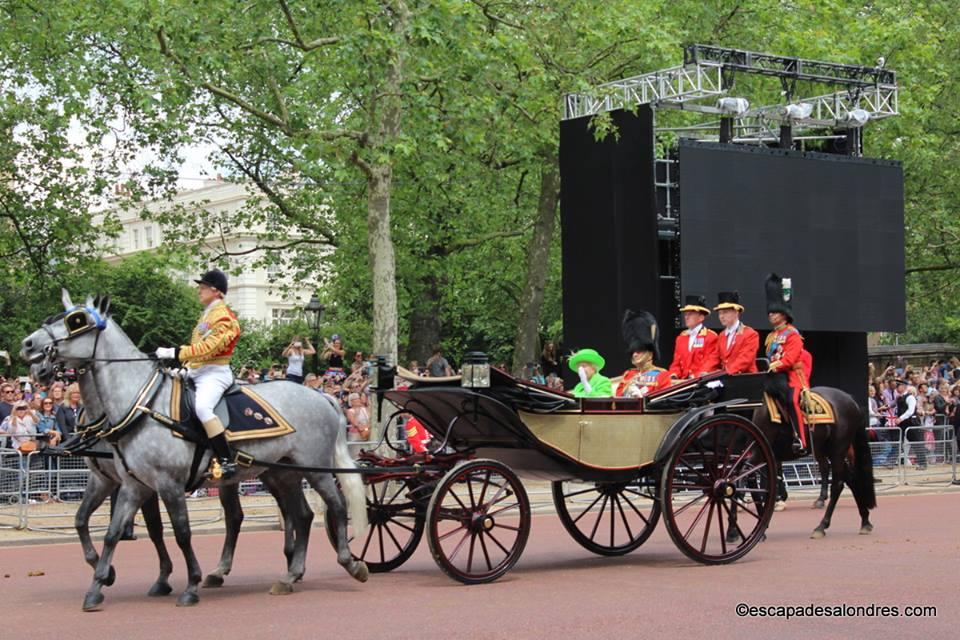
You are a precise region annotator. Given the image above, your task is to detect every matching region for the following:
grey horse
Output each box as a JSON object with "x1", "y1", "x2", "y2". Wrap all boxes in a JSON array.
[
  {"x1": 22, "y1": 291, "x2": 368, "y2": 610},
  {"x1": 31, "y1": 356, "x2": 316, "y2": 599}
]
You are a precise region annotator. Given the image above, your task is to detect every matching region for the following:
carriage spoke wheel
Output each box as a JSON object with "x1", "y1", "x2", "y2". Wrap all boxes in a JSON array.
[
  {"x1": 552, "y1": 471, "x2": 660, "y2": 556},
  {"x1": 427, "y1": 459, "x2": 531, "y2": 584},
  {"x1": 325, "y1": 477, "x2": 425, "y2": 573},
  {"x1": 660, "y1": 414, "x2": 775, "y2": 565}
]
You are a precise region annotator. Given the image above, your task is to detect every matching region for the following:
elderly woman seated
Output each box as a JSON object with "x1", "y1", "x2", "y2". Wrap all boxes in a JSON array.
[{"x1": 567, "y1": 349, "x2": 613, "y2": 398}]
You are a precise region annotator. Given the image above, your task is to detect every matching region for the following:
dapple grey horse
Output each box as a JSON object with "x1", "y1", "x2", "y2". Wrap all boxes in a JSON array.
[
  {"x1": 22, "y1": 291, "x2": 368, "y2": 611},
  {"x1": 31, "y1": 356, "x2": 317, "y2": 599}
]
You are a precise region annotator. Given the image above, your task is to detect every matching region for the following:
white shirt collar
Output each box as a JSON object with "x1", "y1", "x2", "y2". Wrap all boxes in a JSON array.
[
  {"x1": 688, "y1": 323, "x2": 703, "y2": 335},
  {"x1": 725, "y1": 320, "x2": 740, "y2": 336}
]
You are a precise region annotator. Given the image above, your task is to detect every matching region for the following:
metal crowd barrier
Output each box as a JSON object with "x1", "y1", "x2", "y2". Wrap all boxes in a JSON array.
[{"x1": 781, "y1": 423, "x2": 957, "y2": 491}]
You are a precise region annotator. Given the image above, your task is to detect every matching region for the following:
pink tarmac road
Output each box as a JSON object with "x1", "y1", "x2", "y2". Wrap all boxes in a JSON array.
[{"x1": 1, "y1": 492, "x2": 957, "y2": 640}]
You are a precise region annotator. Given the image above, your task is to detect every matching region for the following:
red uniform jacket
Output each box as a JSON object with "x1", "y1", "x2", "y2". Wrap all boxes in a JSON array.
[
  {"x1": 766, "y1": 325, "x2": 809, "y2": 437},
  {"x1": 669, "y1": 326, "x2": 720, "y2": 379},
  {"x1": 615, "y1": 367, "x2": 672, "y2": 397},
  {"x1": 718, "y1": 323, "x2": 759, "y2": 375},
  {"x1": 405, "y1": 417, "x2": 431, "y2": 454}
]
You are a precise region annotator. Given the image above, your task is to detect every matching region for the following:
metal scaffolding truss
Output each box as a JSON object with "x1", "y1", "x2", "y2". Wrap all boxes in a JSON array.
[
  {"x1": 562, "y1": 44, "x2": 899, "y2": 131},
  {"x1": 563, "y1": 62, "x2": 725, "y2": 120},
  {"x1": 683, "y1": 44, "x2": 896, "y2": 88}
]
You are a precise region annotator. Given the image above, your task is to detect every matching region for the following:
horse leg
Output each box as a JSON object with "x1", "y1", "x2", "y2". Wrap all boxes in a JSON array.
[
  {"x1": 725, "y1": 498, "x2": 741, "y2": 543},
  {"x1": 814, "y1": 459, "x2": 829, "y2": 509},
  {"x1": 75, "y1": 473, "x2": 118, "y2": 587},
  {"x1": 141, "y1": 493, "x2": 174, "y2": 596},
  {"x1": 811, "y1": 454, "x2": 846, "y2": 539},
  {"x1": 202, "y1": 483, "x2": 244, "y2": 588},
  {"x1": 305, "y1": 472, "x2": 367, "y2": 583},
  {"x1": 262, "y1": 473, "x2": 314, "y2": 594},
  {"x1": 158, "y1": 485, "x2": 203, "y2": 607},
  {"x1": 82, "y1": 482, "x2": 150, "y2": 611}
]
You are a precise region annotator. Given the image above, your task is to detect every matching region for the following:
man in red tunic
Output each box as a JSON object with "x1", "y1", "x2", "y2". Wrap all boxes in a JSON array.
[
  {"x1": 714, "y1": 291, "x2": 759, "y2": 375},
  {"x1": 668, "y1": 295, "x2": 720, "y2": 381},
  {"x1": 616, "y1": 310, "x2": 672, "y2": 398},
  {"x1": 763, "y1": 273, "x2": 809, "y2": 455}
]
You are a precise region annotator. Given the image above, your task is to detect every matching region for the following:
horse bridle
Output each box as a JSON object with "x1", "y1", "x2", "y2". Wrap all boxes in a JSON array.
[{"x1": 40, "y1": 305, "x2": 153, "y2": 365}]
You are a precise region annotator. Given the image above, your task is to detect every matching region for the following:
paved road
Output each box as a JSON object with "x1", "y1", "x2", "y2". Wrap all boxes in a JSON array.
[{"x1": 2, "y1": 492, "x2": 957, "y2": 640}]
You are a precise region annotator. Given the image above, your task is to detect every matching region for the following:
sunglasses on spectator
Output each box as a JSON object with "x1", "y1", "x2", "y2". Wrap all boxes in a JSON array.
[{"x1": 15, "y1": 407, "x2": 28, "y2": 411}]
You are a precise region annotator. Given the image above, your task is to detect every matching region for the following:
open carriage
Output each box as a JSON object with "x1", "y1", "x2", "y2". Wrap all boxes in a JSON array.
[{"x1": 331, "y1": 366, "x2": 777, "y2": 584}]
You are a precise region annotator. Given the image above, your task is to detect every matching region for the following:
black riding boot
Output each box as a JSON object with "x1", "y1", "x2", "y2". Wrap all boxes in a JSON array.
[{"x1": 208, "y1": 432, "x2": 237, "y2": 480}]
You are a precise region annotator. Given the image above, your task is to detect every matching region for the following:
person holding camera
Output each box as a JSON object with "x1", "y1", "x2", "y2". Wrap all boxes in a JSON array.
[{"x1": 282, "y1": 336, "x2": 315, "y2": 384}]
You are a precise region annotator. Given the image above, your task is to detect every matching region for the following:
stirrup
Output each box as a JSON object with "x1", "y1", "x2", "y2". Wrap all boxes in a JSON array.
[
  {"x1": 791, "y1": 438, "x2": 807, "y2": 456},
  {"x1": 209, "y1": 457, "x2": 238, "y2": 480}
]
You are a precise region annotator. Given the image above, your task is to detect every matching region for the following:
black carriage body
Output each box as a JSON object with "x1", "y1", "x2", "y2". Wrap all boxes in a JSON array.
[{"x1": 382, "y1": 368, "x2": 769, "y2": 482}]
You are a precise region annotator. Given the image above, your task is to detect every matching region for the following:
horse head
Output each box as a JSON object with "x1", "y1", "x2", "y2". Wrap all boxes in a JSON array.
[{"x1": 21, "y1": 288, "x2": 113, "y2": 368}]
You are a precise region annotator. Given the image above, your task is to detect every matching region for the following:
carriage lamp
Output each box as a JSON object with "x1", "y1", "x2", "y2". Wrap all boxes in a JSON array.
[
  {"x1": 462, "y1": 352, "x2": 490, "y2": 389},
  {"x1": 370, "y1": 354, "x2": 394, "y2": 391}
]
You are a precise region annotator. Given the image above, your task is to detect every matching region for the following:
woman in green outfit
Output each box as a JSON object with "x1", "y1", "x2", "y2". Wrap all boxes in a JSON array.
[{"x1": 568, "y1": 349, "x2": 613, "y2": 397}]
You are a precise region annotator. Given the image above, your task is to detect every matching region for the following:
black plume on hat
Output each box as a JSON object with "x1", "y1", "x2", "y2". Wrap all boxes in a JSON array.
[
  {"x1": 195, "y1": 269, "x2": 228, "y2": 295},
  {"x1": 764, "y1": 273, "x2": 792, "y2": 322},
  {"x1": 621, "y1": 309, "x2": 660, "y2": 361}
]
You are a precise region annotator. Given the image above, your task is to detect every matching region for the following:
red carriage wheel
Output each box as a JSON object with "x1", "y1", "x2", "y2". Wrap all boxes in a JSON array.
[
  {"x1": 426, "y1": 459, "x2": 531, "y2": 584},
  {"x1": 325, "y1": 476, "x2": 425, "y2": 573},
  {"x1": 552, "y1": 469, "x2": 661, "y2": 556},
  {"x1": 660, "y1": 413, "x2": 775, "y2": 565}
]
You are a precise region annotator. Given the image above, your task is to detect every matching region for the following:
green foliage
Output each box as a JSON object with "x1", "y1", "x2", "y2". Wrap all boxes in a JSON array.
[{"x1": 0, "y1": 252, "x2": 198, "y2": 374}]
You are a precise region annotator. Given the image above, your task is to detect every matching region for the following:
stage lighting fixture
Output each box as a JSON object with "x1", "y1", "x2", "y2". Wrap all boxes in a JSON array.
[
  {"x1": 717, "y1": 97, "x2": 750, "y2": 115},
  {"x1": 843, "y1": 108, "x2": 871, "y2": 128},
  {"x1": 779, "y1": 103, "x2": 814, "y2": 120}
]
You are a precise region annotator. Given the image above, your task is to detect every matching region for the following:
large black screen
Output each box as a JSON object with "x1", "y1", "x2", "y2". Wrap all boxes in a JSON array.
[{"x1": 679, "y1": 141, "x2": 905, "y2": 332}]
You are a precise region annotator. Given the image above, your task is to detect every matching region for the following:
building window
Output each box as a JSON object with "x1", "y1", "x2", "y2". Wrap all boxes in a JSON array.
[
  {"x1": 266, "y1": 263, "x2": 281, "y2": 279},
  {"x1": 271, "y1": 308, "x2": 297, "y2": 325},
  {"x1": 145, "y1": 225, "x2": 154, "y2": 248},
  {"x1": 133, "y1": 228, "x2": 140, "y2": 250}
]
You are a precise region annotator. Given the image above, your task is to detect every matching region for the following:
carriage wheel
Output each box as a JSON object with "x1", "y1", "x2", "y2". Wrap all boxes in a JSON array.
[
  {"x1": 325, "y1": 476, "x2": 425, "y2": 573},
  {"x1": 426, "y1": 459, "x2": 531, "y2": 584},
  {"x1": 660, "y1": 413, "x2": 775, "y2": 565},
  {"x1": 552, "y1": 470, "x2": 660, "y2": 556}
]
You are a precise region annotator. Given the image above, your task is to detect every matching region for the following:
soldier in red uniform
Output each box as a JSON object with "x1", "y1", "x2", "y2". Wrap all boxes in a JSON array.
[
  {"x1": 668, "y1": 295, "x2": 720, "y2": 381},
  {"x1": 714, "y1": 291, "x2": 759, "y2": 375},
  {"x1": 615, "y1": 310, "x2": 672, "y2": 398},
  {"x1": 763, "y1": 273, "x2": 809, "y2": 455}
]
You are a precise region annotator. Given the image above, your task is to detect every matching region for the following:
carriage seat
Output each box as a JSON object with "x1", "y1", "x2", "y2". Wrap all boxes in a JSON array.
[{"x1": 174, "y1": 377, "x2": 295, "y2": 441}]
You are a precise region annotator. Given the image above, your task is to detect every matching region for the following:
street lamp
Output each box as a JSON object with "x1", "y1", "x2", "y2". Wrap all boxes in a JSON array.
[{"x1": 304, "y1": 295, "x2": 325, "y2": 374}]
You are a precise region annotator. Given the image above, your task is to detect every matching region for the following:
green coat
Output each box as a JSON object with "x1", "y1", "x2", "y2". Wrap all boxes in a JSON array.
[{"x1": 571, "y1": 373, "x2": 613, "y2": 398}]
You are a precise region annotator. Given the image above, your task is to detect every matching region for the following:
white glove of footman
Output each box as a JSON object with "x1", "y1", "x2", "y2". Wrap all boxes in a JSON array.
[
  {"x1": 577, "y1": 366, "x2": 592, "y2": 394},
  {"x1": 155, "y1": 347, "x2": 176, "y2": 360}
]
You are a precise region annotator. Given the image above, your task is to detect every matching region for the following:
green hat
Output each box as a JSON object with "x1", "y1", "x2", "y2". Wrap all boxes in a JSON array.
[{"x1": 569, "y1": 348, "x2": 605, "y2": 373}]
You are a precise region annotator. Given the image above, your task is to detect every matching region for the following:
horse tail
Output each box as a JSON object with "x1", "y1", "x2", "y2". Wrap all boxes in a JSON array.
[
  {"x1": 849, "y1": 415, "x2": 877, "y2": 510},
  {"x1": 333, "y1": 407, "x2": 369, "y2": 537}
]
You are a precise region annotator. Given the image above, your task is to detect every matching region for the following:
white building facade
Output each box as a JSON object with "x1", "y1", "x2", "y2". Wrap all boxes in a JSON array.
[{"x1": 102, "y1": 180, "x2": 315, "y2": 324}]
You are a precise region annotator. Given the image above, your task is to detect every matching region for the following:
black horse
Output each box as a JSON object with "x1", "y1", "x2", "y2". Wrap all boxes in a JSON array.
[{"x1": 729, "y1": 386, "x2": 876, "y2": 540}]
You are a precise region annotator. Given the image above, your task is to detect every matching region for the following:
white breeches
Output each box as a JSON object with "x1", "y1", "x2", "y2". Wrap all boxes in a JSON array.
[{"x1": 188, "y1": 365, "x2": 234, "y2": 423}]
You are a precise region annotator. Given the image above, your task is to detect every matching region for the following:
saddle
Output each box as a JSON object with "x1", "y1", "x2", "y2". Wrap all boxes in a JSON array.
[
  {"x1": 169, "y1": 377, "x2": 296, "y2": 442},
  {"x1": 763, "y1": 390, "x2": 836, "y2": 426}
]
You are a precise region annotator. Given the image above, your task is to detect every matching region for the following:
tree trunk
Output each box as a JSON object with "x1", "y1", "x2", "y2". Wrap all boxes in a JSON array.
[
  {"x1": 406, "y1": 272, "x2": 442, "y2": 366},
  {"x1": 511, "y1": 156, "x2": 560, "y2": 376},
  {"x1": 367, "y1": 164, "x2": 399, "y2": 363}
]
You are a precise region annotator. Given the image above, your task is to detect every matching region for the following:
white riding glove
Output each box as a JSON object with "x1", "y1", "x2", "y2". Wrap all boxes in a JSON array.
[
  {"x1": 155, "y1": 347, "x2": 177, "y2": 360},
  {"x1": 577, "y1": 366, "x2": 592, "y2": 394}
]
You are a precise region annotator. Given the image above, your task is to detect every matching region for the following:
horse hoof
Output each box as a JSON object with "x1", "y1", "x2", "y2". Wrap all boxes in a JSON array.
[
  {"x1": 148, "y1": 581, "x2": 173, "y2": 597},
  {"x1": 202, "y1": 574, "x2": 224, "y2": 588},
  {"x1": 82, "y1": 592, "x2": 104, "y2": 612},
  {"x1": 348, "y1": 561, "x2": 369, "y2": 583},
  {"x1": 813, "y1": 500, "x2": 825, "y2": 509},
  {"x1": 269, "y1": 581, "x2": 294, "y2": 596},
  {"x1": 176, "y1": 592, "x2": 199, "y2": 607},
  {"x1": 859, "y1": 525, "x2": 874, "y2": 535},
  {"x1": 103, "y1": 565, "x2": 116, "y2": 587},
  {"x1": 725, "y1": 531, "x2": 740, "y2": 544},
  {"x1": 810, "y1": 529, "x2": 825, "y2": 539}
]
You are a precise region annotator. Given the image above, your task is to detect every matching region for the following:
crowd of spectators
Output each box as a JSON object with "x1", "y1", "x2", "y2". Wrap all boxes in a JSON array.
[{"x1": 868, "y1": 357, "x2": 960, "y2": 469}]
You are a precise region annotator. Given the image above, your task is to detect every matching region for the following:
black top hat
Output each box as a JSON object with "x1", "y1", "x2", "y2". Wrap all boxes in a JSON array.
[
  {"x1": 622, "y1": 309, "x2": 660, "y2": 361},
  {"x1": 713, "y1": 291, "x2": 744, "y2": 312},
  {"x1": 195, "y1": 269, "x2": 228, "y2": 295},
  {"x1": 679, "y1": 294, "x2": 710, "y2": 315},
  {"x1": 765, "y1": 273, "x2": 792, "y2": 322}
]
